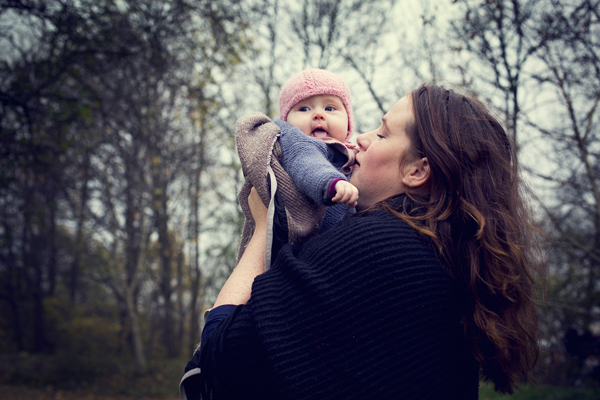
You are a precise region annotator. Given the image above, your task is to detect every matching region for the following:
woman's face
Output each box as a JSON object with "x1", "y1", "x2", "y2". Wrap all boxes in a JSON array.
[{"x1": 350, "y1": 95, "x2": 415, "y2": 210}]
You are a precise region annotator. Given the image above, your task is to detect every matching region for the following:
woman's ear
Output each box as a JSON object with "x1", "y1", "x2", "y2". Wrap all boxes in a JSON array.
[{"x1": 402, "y1": 157, "x2": 430, "y2": 189}]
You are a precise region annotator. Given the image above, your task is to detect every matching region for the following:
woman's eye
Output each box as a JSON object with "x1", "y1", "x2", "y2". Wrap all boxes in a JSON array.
[{"x1": 377, "y1": 134, "x2": 385, "y2": 139}]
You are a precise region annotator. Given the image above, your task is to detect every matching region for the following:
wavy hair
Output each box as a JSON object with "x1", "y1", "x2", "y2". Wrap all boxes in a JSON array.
[{"x1": 375, "y1": 83, "x2": 543, "y2": 393}]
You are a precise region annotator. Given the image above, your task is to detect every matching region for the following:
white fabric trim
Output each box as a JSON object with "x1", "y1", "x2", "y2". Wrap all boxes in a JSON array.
[
  {"x1": 264, "y1": 166, "x2": 277, "y2": 270},
  {"x1": 179, "y1": 367, "x2": 201, "y2": 400}
]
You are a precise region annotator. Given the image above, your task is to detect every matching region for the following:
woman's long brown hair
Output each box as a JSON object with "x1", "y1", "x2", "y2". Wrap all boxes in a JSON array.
[{"x1": 376, "y1": 83, "x2": 543, "y2": 393}]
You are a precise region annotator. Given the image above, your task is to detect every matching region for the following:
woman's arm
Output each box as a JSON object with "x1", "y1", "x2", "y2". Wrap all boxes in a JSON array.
[{"x1": 212, "y1": 187, "x2": 268, "y2": 308}]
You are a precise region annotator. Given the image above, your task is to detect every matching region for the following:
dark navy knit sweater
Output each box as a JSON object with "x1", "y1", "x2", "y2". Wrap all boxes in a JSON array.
[{"x1": 199, "y1": 209, "x2": 480, "y2": 399}]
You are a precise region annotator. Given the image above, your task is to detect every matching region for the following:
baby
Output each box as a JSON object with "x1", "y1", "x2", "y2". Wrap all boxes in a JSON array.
[
  {"x1": 235, "y1": 69, "x2": 359, "y2": 266},
  {"x1": 275, "y1": 68, "x2": 358, "y2": 211}
]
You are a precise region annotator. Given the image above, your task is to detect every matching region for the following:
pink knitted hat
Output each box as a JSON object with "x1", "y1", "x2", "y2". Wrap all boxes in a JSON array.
[{"x1": 279, "y1": 69, "x2": 354, "y2": 140}]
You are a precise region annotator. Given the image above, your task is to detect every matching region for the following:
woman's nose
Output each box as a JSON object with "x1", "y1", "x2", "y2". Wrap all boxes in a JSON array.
[{"x1": 357, "y1": 132, "x2": 370, "y2": 150}]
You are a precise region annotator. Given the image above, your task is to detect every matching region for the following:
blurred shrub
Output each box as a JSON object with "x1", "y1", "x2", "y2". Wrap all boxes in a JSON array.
[{"x1": 0, "y1": 314, "x2": 121, "y2": 388}]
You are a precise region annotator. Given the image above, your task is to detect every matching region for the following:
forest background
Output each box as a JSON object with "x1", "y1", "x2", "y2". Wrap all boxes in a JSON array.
[{"x1": 0, "y1": 0, "x2": 599, "y2": 398}]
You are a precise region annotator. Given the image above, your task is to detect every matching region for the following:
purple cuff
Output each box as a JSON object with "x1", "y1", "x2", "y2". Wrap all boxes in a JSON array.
[{"x1": 324, "y1": 178, "x2": 346, "y2": 205}]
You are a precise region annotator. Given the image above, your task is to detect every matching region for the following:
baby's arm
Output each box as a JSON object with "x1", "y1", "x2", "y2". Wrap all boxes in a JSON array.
[{"x1": 274, "y1": 119, "x2": 348, "y2": 205}]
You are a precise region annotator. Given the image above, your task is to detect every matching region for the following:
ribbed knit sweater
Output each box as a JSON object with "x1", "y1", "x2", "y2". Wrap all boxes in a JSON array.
[{"x1": 199, "y1": 206, "x2": 480, "y2": 399}]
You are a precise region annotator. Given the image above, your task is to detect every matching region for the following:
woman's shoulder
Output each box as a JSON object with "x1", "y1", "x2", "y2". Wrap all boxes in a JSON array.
[
  {"x1": 329, "y1": 209, "x2": 428, "y2": 245},
  {"x1": 297, "y1": 208, "x2": 441, "y2": 270}
]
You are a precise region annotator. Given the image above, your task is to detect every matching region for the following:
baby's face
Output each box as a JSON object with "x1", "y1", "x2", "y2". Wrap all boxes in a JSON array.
[{"x1": 286, "y1": 95, "x2": 349, "y2": 142}]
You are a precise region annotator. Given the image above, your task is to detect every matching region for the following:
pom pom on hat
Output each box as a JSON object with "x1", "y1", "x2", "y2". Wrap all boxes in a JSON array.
[{"x1": 279, "y1": 69, "x2": 354, "y2": 140}]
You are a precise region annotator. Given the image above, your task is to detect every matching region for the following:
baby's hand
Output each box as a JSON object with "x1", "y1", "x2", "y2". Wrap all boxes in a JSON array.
[{"x1": 332, "y1": 180, "x2": 359, "y2": 207}]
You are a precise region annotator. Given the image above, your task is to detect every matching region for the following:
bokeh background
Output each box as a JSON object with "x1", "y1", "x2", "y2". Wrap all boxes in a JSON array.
[{"x1": 0, "y1": 0, "x2": 599, "y2": 398}]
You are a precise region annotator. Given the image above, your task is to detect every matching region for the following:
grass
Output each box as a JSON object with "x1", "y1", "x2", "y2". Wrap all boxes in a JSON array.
[
  {"x1": 0, "y1": 384, "x2": 178, "y2": 400},
  {"x1": 479, "y1": 383, "x2": 600, "y2": 400},
  {"x1": 1, "y1": 382, "x2": 599, "y2": 399}
]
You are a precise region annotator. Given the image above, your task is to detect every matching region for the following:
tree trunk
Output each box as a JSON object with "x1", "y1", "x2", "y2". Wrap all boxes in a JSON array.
[
  {"x1": 152, "y1": 156, "x2": 177, "y2": 358},
  {"x1": 125, "y1": 284, "x2": 147, "y2": 372},
  {"x1": 70, "y1": 152, "x2": 91, "y2": 302}
]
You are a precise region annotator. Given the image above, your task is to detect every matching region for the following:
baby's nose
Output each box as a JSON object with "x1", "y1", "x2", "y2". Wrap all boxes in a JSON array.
[{"x1": 313, "y1": 110, "x2": 325, "y2": 119}]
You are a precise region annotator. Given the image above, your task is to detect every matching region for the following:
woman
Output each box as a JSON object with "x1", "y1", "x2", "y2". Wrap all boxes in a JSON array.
[{"x1": 182, "y1": 83, "x2": 542, "y2": 399}]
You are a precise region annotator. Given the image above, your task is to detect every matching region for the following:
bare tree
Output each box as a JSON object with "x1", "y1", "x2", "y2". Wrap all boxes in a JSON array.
[
  {"x1": 452, "y1": 0, "x2": 543, "y2": 144},
  {"x1": 529, "y1": 0, "x2": 600, "y2": 349},
  {"x1": 0, "y1": 0, "x2": 250, "y2": 370},
  {"x1": 286, "y1": 0, "x2": 398, "y2": 112}
]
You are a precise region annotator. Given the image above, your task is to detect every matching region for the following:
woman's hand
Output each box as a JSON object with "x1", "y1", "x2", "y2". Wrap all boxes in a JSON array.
[{"x1": 248, "y1": 187, "x2": 268, "y2": 229}]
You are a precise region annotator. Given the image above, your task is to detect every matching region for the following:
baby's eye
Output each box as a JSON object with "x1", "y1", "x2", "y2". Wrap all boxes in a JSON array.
[
  {"x1": 377, "y1": 134, "x2": 385, "y2": 139},
  {"x1": 299, "y1": 106, "x2": 310, "y2": 112},
  {"x1": 325, "y1": 106, "x2": 335, "y2": 111}
]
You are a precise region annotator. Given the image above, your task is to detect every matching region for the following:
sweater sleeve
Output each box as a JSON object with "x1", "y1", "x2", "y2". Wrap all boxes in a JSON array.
[
  {"x1": 199, "y1": 305, "x2": 237, "y2": 356},
  {"x1": 273, "y1": 119, "x2": 346, "y2": 205},
  {"x1": 199, "y1": 304, "x2": 280, "y2": 400}
]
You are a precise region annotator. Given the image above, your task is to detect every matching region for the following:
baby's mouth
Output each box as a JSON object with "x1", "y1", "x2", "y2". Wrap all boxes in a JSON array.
[{"x1": 312, "y1": 128, "x2": 328, "y2": 138}]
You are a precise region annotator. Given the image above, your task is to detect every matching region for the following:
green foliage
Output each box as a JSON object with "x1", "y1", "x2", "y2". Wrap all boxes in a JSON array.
[
  {"x1": 54, "y1": 315, "x2": 122, "y2": 378},
  {"x1": 0, "y1": 300, "x2": 120, "y2": 387},
  {"x1": 0, "y1": 295, "x2": 182, "y2": 396}
]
